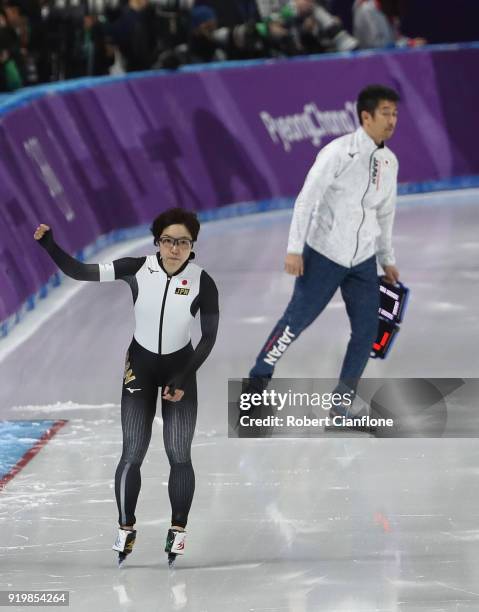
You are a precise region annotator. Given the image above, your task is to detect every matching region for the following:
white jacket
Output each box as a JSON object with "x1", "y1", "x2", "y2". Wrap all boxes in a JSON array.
[{"x1": 287, "y1": 126, "x2": 398, "y2": 268}]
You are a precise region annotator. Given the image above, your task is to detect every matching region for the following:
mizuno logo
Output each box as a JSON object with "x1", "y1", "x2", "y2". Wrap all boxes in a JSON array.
[
  {"x1": 148, "y1": 266, "x2": 159, "y2": 273},
  {"x1": 126, "y1": 388, "x2": 142, "y2": 394},
  {"x1": 348, "y1": 152, "x2": 357, "y2": 158},
  {"x1": 263, "y1": 326, "x2": 296, "y2": 366}
]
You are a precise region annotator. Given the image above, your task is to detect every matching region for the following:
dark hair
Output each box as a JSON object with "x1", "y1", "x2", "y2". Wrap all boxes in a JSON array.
[
  {"x1": 3, "y1": 0, "x2": 24, "y2": 13},
  {"x1": 150, "y1": 207, "x2": 200, "y2": 246},
  {"x1": 357, "y1": 85, "x2": 400, "y2": 125}
]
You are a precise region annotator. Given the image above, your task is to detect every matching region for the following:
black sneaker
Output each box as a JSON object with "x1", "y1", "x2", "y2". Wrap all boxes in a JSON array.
[
  {"x1": 241, "y1": 376, "x2": 271, "y2": 395},
  {"x1": 235, "y1": 377, "x2": 271, "y2": 437}
]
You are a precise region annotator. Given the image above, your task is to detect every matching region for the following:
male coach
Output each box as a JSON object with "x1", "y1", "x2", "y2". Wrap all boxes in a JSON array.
[{"x1": 246, "y1": 84, "x2": 401, "y2": 414}]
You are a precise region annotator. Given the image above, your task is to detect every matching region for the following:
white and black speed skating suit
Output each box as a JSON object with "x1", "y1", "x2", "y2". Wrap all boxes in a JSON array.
[{"x1": 38, "y1": 230, "x2": 219, "y2": 529}]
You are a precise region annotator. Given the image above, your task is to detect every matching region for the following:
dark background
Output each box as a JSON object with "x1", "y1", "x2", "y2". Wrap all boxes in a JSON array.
[{"x1": 332, "y1": 0, "x2": 479, "y2": 44}]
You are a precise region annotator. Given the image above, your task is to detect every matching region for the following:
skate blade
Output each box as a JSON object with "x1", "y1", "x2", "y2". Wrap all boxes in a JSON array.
[{"x1": 118, "y1": 553, "x2": 127, "y2": 568}]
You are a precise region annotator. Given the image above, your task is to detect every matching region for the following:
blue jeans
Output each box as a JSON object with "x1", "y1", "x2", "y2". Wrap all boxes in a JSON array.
[{"x1": 249, "y1": 244, "x2": 379, "y2": 393}]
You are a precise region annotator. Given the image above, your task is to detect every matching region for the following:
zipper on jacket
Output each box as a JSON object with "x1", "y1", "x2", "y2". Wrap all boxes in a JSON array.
[
  {"x1": 351, "y1": 148, "x2": 378, "y2": 265},
  {"x1": 158, "y1": 276, "x2": 172, "y2": 353}
]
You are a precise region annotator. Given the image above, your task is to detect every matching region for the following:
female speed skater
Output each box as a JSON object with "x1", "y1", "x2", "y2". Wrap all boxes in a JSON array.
[{"x1": 34, "y1": 207, "x2": 219, "y2": 567}]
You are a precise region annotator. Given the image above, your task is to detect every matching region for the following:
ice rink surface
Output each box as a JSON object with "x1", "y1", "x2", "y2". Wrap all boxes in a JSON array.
[{"x1": 1, "y1": 189, "x2": 479, "y2": 611}]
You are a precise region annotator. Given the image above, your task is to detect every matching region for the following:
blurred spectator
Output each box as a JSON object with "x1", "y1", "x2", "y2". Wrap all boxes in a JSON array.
[
  {"x1": 157, "y1": 5, "x2": 226, "y2": 67},
  {"x1": 291, "y1": 0, "x2": 358, "y2": 53},
  {"x1": 257, "y1": 0, "x2": 358, "y2": 55},
  {"x1": 187, "y1": 5, "x2": 225, "y2": 63},
  {"x1": 0, "y1": 14, "x2": 22, "y2": 90},
  {"x1": 256, "y1": 0, "x2": 284, "y2": 17},
  {"x1": 196, "y1": 0, "x2": 260, "y2": 29},
  {"x1": 0, "y1": 0, "x2": 429, "y2": 95},
  {"x1": 155, "y1": 0, "x2": 191, "y2": 50},
  {"x1": 192, "y1": 2, "x2": 277, "y2": 61},
  {"x1": 65, "y1": 14, "x2": 113, "y2": 78},
  {"x1": 155, "y1": 0, "x2": 358, "y2": 67},
  {"x1": 1, "y1": 0, "x2": 29, "y2": 79},
  {"x1": 353, "y1": 0, "x2": 427, "y2": 49},
  {"x1": 107, "y1": 0, "x2": 160, "y2": 72},
  {"x1": 157, "y1": 4, "x2": 272, "y2": 68}
]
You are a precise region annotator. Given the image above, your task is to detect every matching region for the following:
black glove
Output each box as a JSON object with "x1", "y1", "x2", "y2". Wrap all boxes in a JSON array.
[
  {"x1": 166, "y1": 382, "x2": 177, "y2": 396},
  {"x1": 37, "y1": 227, "x2": 54, "y2": 249}
]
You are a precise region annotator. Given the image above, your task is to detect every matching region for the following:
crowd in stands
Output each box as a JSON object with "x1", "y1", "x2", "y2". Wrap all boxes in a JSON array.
[{"x1": 0, "y1": 0, "x2": 425, "y2": 93}]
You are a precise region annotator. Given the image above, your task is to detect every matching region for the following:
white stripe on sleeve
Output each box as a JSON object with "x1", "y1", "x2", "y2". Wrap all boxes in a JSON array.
[{"x1": 99, "y1": 262, "x2": 115, "y2": 282}]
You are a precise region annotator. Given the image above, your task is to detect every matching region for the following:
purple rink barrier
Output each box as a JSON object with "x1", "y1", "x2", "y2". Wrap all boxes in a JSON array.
[{"x1": 1, "y1": 44, "x2": 479, "y2": 334}]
